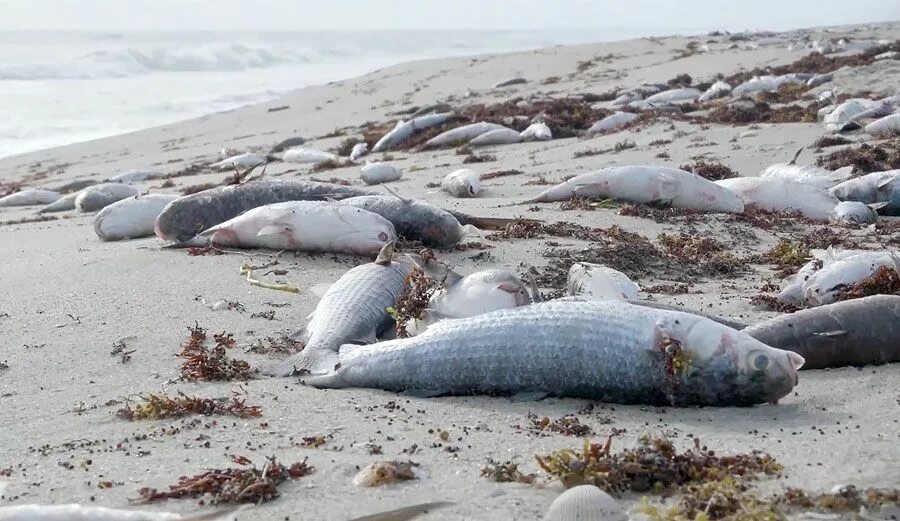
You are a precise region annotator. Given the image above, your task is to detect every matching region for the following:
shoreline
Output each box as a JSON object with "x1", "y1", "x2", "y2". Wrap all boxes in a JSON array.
[{"x1": 1, "y1": 21, "x2": 899, "y2": 520}]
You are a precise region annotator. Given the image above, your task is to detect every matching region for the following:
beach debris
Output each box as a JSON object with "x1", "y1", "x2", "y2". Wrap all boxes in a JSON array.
[
  {"x1": 154, "y1": 180, "x2": 375, "y2": 243},
  {"x1": 535, "y1": 435, "x2": 782, "y2": 492},
  {"x1": 137, "y1": 456, "x2": 312, "y2": 505},
  {"x1": 522, "y1": 166, "x2": 744, "y2": 213},
  {"x1": 269, "y1": 242, "x2": 414, "y2": 376},
  {"x1": 441, "y1": 168, "x2": 481, "y2": 198},
  {"x1": 115, "y1": 393, "x2": 262, "y2": 420},
  {"x1": 0, "y1": 189, "x2": 61, "y2": 207},
  {"x1": 302, "y1": 300, "x2": 803, "y2": 406},
  {"x1": 270, "y1": 136, "x2": 306, "y2": 153},
  {"x1": 179, "y1": 324, "x2": 254, "y2": 381},
  {"x1": 75, "y1": 183, "x2": 140, "y2": 213},
  {"x1": 281, "y1": 147, "x2": 339, "y2": 164},
  {"x1": 524, "y1": 413, "x2": 593, "y2": 437},
  {"x1": 520, "y1": 121, "x2": 552, "y2": 141},
  {"x1": 480, "y1": 460, "x2": 537, "y2": 483},
  {"x1": 198, "y1": 200, "x2": 395, "y2": 255},
  {"x1": 817, "y1": 139, "x2": 900, "y2": 174},
  {"x1": 544, "y1": 485, "x2": 627, "y2": 521},
  {"x1": 93, "y1": 194, "x2": 180, "y2": 241},
  {"x1": 360, "y1": 161, "x2": 403, "y2": 185},
  {"x1": 353, "y1": 461, "x2": 419, "y2": 487},
  {"x1": 566, "y1": 262, "x2": 640, "y2": 301},
  {"x1": 239, "y1": 261, "x2": 300, "y2": 293},
  {"x1": 715, "y1": 177, "x2": 839, "y2": 221},
  {"x1": 388, "y1": 266, "x2": 441, "y2": 338},
  {"x1": 210, "y1": 152, "x2": 268, "y2": 171},
  {"x1": 678, "y1": 161, "x2": 737, "y2": 181},
  {"x1": 829, "y1": 200, "x2": 880, "y2": 225}
]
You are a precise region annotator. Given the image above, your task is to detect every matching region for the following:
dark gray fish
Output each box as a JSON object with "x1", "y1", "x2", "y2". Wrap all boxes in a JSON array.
[
  {"x1": 154, "y1": 180, "x2": 375, "y2": 243},
  {"x1": 337, "y1": 194, "x2": 465, "y2": 247},
  {"x1": 270, "y1": 136, "x2": 306, "y2": 153},
  {"x1": 48, "y1": 179, "x2": 99, "y2": 194},
  {"x1": 494, "y1": 77, "x2": 527, "y2": 88},
  {"x1": 742, "y1": 295, "x2": 900, "y2": 369},
  {"x1": 625, "y1": 300, "x2": 749, "y2": 330}
]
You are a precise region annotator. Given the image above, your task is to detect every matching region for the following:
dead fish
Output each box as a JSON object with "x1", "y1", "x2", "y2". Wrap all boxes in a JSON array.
[
  {"x1": 336, "y1": 192, "x2": 466, "y2": 247},
  {"x1": 93, "y1": 194, "x2": 181, "y2": 241},
  {"x1": 866, "y1": 113, "x2": 900, "y2": 137},
  {"x1": 567, "y1": 263, "x2": 639, "y2": 301},
  {"x1": 269, "y1": 242, "x2": 415, "y2": 376},
  {"x1": 0, "y1": 189, "x2": 61, "y2": 207},
  {"x1": 406, "y1": 262, "x2": 533, "y2": 336},
  {"x1": 75, "y1": 183, "x2": 140, "y2": 212},
  {"x1": 350, "y1": 142, "x2": 369, "y2": 162},
  {"x1": 493, "y1": 77, "x2": 527, "y2": 88},
  {"x1": 520, "y1": 122, "x2": 552, "y2": 141},
  {"x1": 198, "y1": 201, "x2": 395, "y2": 254},
  {"x1": 829, "y1": 169, "x2": 900, "y2": 204},
  {"x1": 210, "y1": 152, "x2": 268, "y2": 170},
  {"x1": 829, "y1": 201, "x2": 882, "y2": 225},
  {"x1": 108, "y1": 169, "x2": 164, "y2": 183},
  {"x1": 48, "y1": 179, "x2": 98, "y2": 194},
  {"x1": 372, "y1": 112, "x2": 455, "y2": 152},
  {"x1": 585, "y1": 112, "x2": 638, "y2": 135},
  {"x1": 154, "y1": 180, "x2": 375, "y2": 243},
  {"x1": 801, "y1": 251, "x2": 900, "y2": 307},
  {"x1": 37, "y1": 192, "x2": 80, "y2": 213},
  {"x1": 469, "y1": 127, "x2": 523, "y2": 146},
  {"x1": 698, "y1": 80, "x2": 732, "y2": 102},
  {"x1": 743, "y1": 295, "x2": 900, "y2": 369},
  {"x1": 347, "y1": 502, "x2": 453, "y2": 521},
  {"x1": 760, "y1": 148, "x2": 854, "y2": 190},
  {"x1": 423, "y1": 122, "x2": 505, "y2": 149},
  {"x1": 715, "y1": 177, "x2": 838, "y2": 221},
  {"x1": 441, "y1": 169, "x2": 481, "y2": 198},
  {"x1": 523, "y1": 165, "x2": 744, "y2": 213},
  {"x1": 270, "y1": 136, "x2": 306, "y2": 153},
  {"x1": 360, "y1": 162, "x2": 402, "y2": 185},
  {"x1": 0, "y1": 495, "x2": 245, "y2": 521},
  {"x1": 643, "y1": 87, "x2": 701, "y2": 105},
  {"x1": 625, "y1": 299, "x2": 749, "y2": 330},
  {"x1": 281, "y1": 147, "x2": 338, "y2": 164}
]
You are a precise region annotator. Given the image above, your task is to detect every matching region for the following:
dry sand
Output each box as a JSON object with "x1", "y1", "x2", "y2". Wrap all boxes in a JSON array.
[{"x1": 1, "y1": 22, "x2": 899, "y2": 520}]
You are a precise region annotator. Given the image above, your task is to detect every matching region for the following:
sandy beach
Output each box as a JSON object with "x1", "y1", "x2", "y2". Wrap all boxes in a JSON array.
[{"x1": 1, "y1": 21, "x2": 899, "y2": 520}]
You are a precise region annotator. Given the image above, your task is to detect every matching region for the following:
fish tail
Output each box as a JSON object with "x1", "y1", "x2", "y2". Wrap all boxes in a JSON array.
[{"x1": 267, "y1": 347, "x2": 339, "y2": 378}]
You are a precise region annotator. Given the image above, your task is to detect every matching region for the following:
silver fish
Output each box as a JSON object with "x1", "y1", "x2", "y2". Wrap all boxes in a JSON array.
[
  {"x1": 304, "y1": 300, "x2": 803, "y2": 406},
  {"x1": 270, "y1": 243, "x2": 415, "y2": 376},
  {"x1": 371, "y1": 113, "x2": 455, "y2": 152},
  {"x1": 75, "y1": 183, "x2": 140, "y2": 212},
  {"x1": 337, "y1": 194, "x2": 465, "y2": 247},
  {"x1": 154, "y1": 180, "x2": 375, "y2": 243}
]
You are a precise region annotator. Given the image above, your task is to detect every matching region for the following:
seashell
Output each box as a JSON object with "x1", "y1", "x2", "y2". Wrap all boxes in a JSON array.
[
  {"x1": 543, "y1": 485, "x2": 628, "y2": 521},
  {"x1": 353, "y1": 461, "x2": 420, "y2": 487}
]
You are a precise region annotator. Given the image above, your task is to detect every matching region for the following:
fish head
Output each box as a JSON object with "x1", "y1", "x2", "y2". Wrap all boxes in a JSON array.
[
  {"x1": 656, "y1": 314, "x2": 803, "y2": 406},
  {"x1": 445, "y1": 270, "x2": 531, "y2": 315},
  {"x1": 341, "y1": 211, "x2": 397, "y2": 253}
]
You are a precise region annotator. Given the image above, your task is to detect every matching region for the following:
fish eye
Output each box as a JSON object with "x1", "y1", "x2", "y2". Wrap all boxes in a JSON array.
[{"x1": 753, "y1": 354, "x2": 769, "y2": 370}]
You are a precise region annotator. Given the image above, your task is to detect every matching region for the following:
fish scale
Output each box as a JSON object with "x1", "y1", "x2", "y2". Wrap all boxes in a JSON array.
[{"x1": 307, "y1": 300, "x2": 802, "y2": 406}]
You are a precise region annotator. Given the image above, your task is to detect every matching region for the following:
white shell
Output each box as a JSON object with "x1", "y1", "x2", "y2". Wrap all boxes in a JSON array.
[
  {"x1": 353, "y1": 461, "x2": 420, "y2": 487},
  {"x1": 543, "y1": 485, "x2": 627, "y2": 521}
]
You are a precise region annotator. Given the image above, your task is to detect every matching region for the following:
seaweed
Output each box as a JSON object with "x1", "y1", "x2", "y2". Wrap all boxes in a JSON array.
[
  {"x1": 636, "y1": 477, "x2": 781, "y2": 521},
  {"x1": 481, "y1": 169, "x2": 524, "y2": 180},
  {"x1": 812, "y1": 135, "x2": 851, "y2": 149},
  {"x1": 816, "y1": 139, "x2": 900, "y2": 174},
  {"x1": 333, "y1": 137, "x2": 364, "y2": 157},
  {"x1": 480, "y1": 460, "x2": 537, "y2": 484},
  {"x1": 779, "y1": 485, "x2": 899, "y2": 512},
  {"x1": 749, "y1": 294, "x2": 799, "y2": 313},
  {"x1": 116, "y1": 393, "x2": 262, "y2": 421},
  {"x1": 618, "y1": 204, "x2": 701, "y2": 224},
  {"x1": 837, "y1": 265, "x2": 900, "y2": 301},
  {"x1": 524, "y1": 413, "x2": 593, "y2": 437},
  {"x1": 178, "y1": 324, "x2": 254, "y2": 381},
  {"x1": 679, "y1": 161, "x2": 737, "y2": 181},
  {"x1": 137, "y1": 456, "x2": 312, "y2": 505},
  {"x1": 388, "y1": 267, "x2": 441, "y2": 338},
  {"x1": 756, "y1": 82, "x2": 809, "y2": 104},
  {"x1": 462, "y1": 153, "x2": 496, "y2": 164},
  {"x1": 534, "y1": 436, "x2": 781, "y2": 493},
  {"x1": 658, "y1": 233, "x2": 743, "y2": 277},
  {"x1": 311, "y1": 159, "x2": 353, "y2": 173}
]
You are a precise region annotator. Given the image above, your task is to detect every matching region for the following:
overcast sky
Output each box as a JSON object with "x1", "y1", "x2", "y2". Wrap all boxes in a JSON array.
[{"x1": 1, "y1": 0, "x2": 898, "y2": 31}]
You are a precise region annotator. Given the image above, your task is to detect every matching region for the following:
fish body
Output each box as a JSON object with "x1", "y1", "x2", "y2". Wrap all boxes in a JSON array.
[
  {"x1": 760, "y1": 164, "x2": 854, "y2": 190},
  {"x1": 93, "y1": 194, "x2": 180, "y2": 241},
  {"x1": 567, "y1": 263, "x2": 639, "y2": 301},
  {"x1": 198, "y1": 201, "x2": 395, "y2": 254},
  {"x1": 698, "y1": 80, "x2": 732, "y2": 102},
  {"x1": 829, "y1": 170, "x2": 900, "y2": 204},
  {"x1": 624, "y1": 300, "x2": 748, "y2": 330},
  {"x1": 469, "y1": 128, "x2": 523, "y2": 146},
  {"x1": 714, "y1": 177, "x2": 838, "y2": 220},
  {"x1": 37, "y1": 192, "x2": 79, "y2": 213},
  {"x1": 776, "y1": 248, "x2": 873, "y2": 307},
  {"x1": 526, "y1": 166, "x2": 744, "y2": 213},
  {"x1": 350, "y1": 142, "x2": 369, "y2": 162},
  {"x1": 802, "y1": 251, "x2": 899, "y2": 306},
  {"x1": 732, "y1": 74, "x2": 803, "y2": 96},
  {"x1": 210, "y1": 152, "x2": 267, "y2": 170},
  {"x1": 0, "y1": 189, "x2": 61, "y2": 207},
  {"x1": 423, "y1": 122, "x2": 505, "y2": 149},
  {"x1": 806, "y1": 73, "x2": 833, "y2": 88},
  {"x1": 75, "y1": 183, "x2": 140, "y2": 213},
  {"x1": 270, "y1": 136, "x2": 306, "y2": 153},
  {"x1": 743, "y1": 295, "x2": 900, "y2": 369},
  {"x1": 304, "y1": 300, "x2": 803, "y2": 407},
  {"x1": 829, "y1": 201, "x2": 879, "y2": 225},
  {"x1": 109, "y1": 170, "x2": 164, "y2": 183},
  {"x1": 441, "y1": 169, "x2": 481, "y2": 198},
  {"x1": 865, "y1": 113, "x2": 900, "y2": 137},
  {"x1": 823, "y1": 99, "x2": 874, "y2": 133},
  {"x1": 154, "y1": 180, "x2": 374, "y2": 243},
  {"x1": 360, "y1": 162, "x2": 402, "y2": 185},
  {"x1": 271, "y1": 255, "x2": 415, "y2": 376},
  {"x1": 0, "y1": 504, "x2": 243, "y2": 521},
  {"x1": 371, "y1": 112, "x2": 455, "y2": 152},
  {"x1": 281, "y1": 147, "x2": 338, "y2": 164},
  {"x1": 585, "y1": 112, "x2": 638, "y2": 135},
  {"x1": 336, "y1": 195, "x2": 464, "y2": 247},
  {"x1": 520, "y1": 122, "x2": 552, "y2": 141},
  {"x1": 643, "y1": 88, "x2": 701, "y2": 105}
]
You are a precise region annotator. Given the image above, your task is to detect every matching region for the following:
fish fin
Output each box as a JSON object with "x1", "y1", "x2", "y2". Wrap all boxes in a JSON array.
[
  {"x1": 868, "y1": 201, "x2": 890, "y2": 210},
  {"x1": 401, "y1": 388, "x2": 447, "y2": 398},
  {"x1": 510, "y1": 391, "x2": 549, "y2": 402},
  {"x1": 408, "y1": 256, "x2": 463, "y2": 287},
  {"x1": 375, "y1": 241, "x2": 395, "y2": 265},
  {"x1": 350, "y1": 328, "x2": 379, "y2": 345},
  {"x1": 814, "y1": 329, "x2": 848, "y2": 338},
  {"x1": 380, "y1": 183, "x2": 412, "y2": 205},
  {"x1": 310, "y1": 283, "x2": 332, "y2": 298},
  {"x1": 257, "y1": 224, "x2": 291, "y2": 237},
  {"x1": 180, "y1": 505, "x2": 252, "y2": 521},
  {"x1": 788, "y1": 147, "x2": 804, "y2": 165},
  {"x1": 525, "y1": 269, "x2": 543, "y2": 303},
  {"x1": 346, "y1": 502, "x2": 455, "y2": 521},
  {"x1": 266, "y1": 348, "x2": 339, "y2": 377},
  {"x1": 877, "y1": 177, "x2": 896, "y2": 189}
]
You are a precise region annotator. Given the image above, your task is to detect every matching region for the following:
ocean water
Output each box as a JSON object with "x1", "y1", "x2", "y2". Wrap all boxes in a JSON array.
[{"x1": 0, "y1": 29, "x2": 666, "y2": 159}]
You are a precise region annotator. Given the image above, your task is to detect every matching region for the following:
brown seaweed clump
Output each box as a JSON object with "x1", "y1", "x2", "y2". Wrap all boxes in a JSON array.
[
  {"x1": 116, "y1": 393, "x2": 262, "y2": 421},
  {"x1": 812, "y1": 135, "x2": 851, "y2": 149},
  {"x1": 636, "y1": 477, "x2": 780, "y2": 521},
  {"x1": 679, "y1": 161, "x2": 738, "y2": 181},
  {"x1": 837, "y1": 266, "x2": 900, "y2": 301},
  {"x1": 618, "y1": 204, "x2": 701, "y2": 224},
  {"x1": 480, "y1": 169, "x2": 524, "y2": 180},
  {"x1": 480, "y1": 460, "x2": 537, "y2": 484},
  {"x1": 780, "y1": 485, "x2": 899, "y2": 513},
  {"x1": 756, "y1": 82, "x2": 809, "y2": 104},
  {"x1": 816, "y1": 139, "x2": 900, "y2": 174},
  {"x1": 702, "y1": 100, "x2": 820, "y2": 125},
  {"x1": 535, "y1": 436, "x2": 782, "y2": 493},
  {"x1": 658, "y1": 233, "x2": 743, "y2": 277},
  {"x1": 749, "y1": 294, "x2": 800, "y2": 313},
  {"x1": 388, "y1": 267, "x2": 441, "y2": 338},
  {"x1": 137, "y1": 456, "x2": 312, "y2": 505},
  {"x1": 523, "y1": 413, "x2": 593, "y2": 437},
  {"x1": 311, "y1": 159, "x2": 353, "y2": 173},
  {"x1": 179, "y1": 324, "x2": 254, "y2": 381}
]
